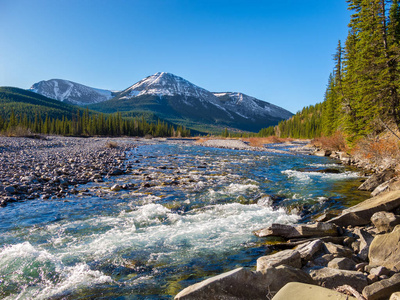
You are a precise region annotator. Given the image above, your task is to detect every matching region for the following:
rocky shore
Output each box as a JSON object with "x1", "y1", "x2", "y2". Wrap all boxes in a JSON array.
[
  {"x1": 3, "y1": 136, "x2": 400, "y2": 299},
  {"x1": 0, "y1": 136, "x2": 136, "y2": 207},
  {"x1": 175, "y1": 146, "x2": 400, "y2": 300}
]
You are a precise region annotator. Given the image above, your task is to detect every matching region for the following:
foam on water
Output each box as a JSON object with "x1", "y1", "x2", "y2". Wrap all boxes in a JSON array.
[
  {"x1": 282, "y1": 170, "x2": 360, "y2": 182},
  {"x1": 0, "y1": 242, "x2": 112, "y2": 300}
]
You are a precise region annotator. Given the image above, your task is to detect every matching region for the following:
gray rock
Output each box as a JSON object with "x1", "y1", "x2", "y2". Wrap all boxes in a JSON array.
[
  {"x1": 110, "y1": 184, "x2": 122, "y2": 192},
  {"x1": 323, "y1": 242, "x2": 353, "y2": 258},
  {"x1": 371, "y1": 211, "x2": 400, "y2": 233},
  {"x1": 370, "y1": 266, "x2": 390, "y2": 277},
  {"x1": 359, "y1": 169, "x2": 395, "y2": 192},
  {"x1": 353, "y1": 228, "x2": 374, "y2": 261},
  {"x1": 327, "y1": 257, "x2": 356, "y2": 270},
  {"x1": 369, "y1": 225, "x2": 400, "y2": 271},
  {"x1": 363, "y1": 273, "x2": 400, "y2": 300},
  {"x1": 174, "y1": 265, "x2": 313, "y2": 300},
  {"x1": 257, "y1": 250, "x2": 302, "y2": 272},
  {"x1": 255, "y1": 222, "x2": 338, "y2": 239},
  {"x1": 4, "y1": 186, "x2": 15, "y2": 194},
  {"x1": 295, "y1": 239, "x2": 323, "y2": 261},
  {"x1": 314, "y1": 149, "x2": 332, "y2": 157},
  {"x1": 272, "y1": 282, "x2": 357, "y2": 300},
  {"x1": 309, "y1": 267, "x2": 368, "y2": 292},
  {"x1": 328, "y1": 190, "x2": 400, "y2": 227}
]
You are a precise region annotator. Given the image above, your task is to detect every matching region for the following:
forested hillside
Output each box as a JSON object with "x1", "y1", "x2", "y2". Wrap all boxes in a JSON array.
[
  {"x1": 267, "y1": 0, "x2": 400, "y2": 145},
  {"x1": 0, "y1": 87, "x2": 190, "y2": 137}
]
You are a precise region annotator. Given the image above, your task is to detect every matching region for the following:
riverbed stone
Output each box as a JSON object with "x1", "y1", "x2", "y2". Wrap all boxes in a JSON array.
[
  {"x1": 371, "y1": 211, "x2": 400, "y2": 233},
  {"x1": 257, "y1": 250, "x2": 302, "y2": 272},
  {"x1": 353, "y1": 228, "x2": 374, "y2": 260},
  {"x1": 369, "y1": 225, "x2": 400, "y2": 271},
  {"x1": 309, "y1": 267, "x2": 368, "y2": 292},
  {"x1": 328, "y1": 190, "x2": 400, "y2": 227},
  {"x1": 359, "y1": 169, "x2": 396, "y2": 192},
  {"x1": 327, "y1": 257, "x2": 356, "y2": 270},
  {"x1": 295, "y1": 239, "x2": 323, "y2": 261},
  {"x1": 363, "y1": 273, "x2": 400, "y2": 300},
  {"x1": 174, "y1": 265, "x2": 313, "y2": 300},
  {"x1": 323, "y1": 242, "x2": 353, "y2": 258},
  {"x1": 390, "y1": 292, "x2": 400, "y2": 300},
  {"x1": 255, "y1": 222, "x2": 338, "y2": 239},
  {"x1": 314, "y1": 149, "x2": 331, "y2": 157},
  {"x1": 272, "y1": 282, "x2": 357, "y2": 300}
]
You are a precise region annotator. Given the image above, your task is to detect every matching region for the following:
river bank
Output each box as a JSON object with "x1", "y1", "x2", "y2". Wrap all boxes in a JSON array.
[
  {"x1": 0, "y1": 136, "x2": 381, "y2": 299},
  {"x1": 0, "y1": 136, "x2": 137, "y2": 207}
]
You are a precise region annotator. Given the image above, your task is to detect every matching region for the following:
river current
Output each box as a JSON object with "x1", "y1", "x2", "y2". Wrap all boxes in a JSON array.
[{"x1": 0, "y1": 141, "x2": 369, "y2": 299}]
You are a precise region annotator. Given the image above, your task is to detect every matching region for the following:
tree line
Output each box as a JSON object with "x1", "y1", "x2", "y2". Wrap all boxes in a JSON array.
[
  {"x1": 0, "y1": 109, "x2": 191, "y2": 137},
  {"x1": 258, "y1": 0, "x2": 400, "y2": 144}
]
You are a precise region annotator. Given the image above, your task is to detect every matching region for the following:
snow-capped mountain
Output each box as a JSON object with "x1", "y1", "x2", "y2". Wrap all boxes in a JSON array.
[
  {"x1": 29, "y1": 79, "x2": 117, "y2": 106},
  {"x1": 89, "y1": 72, "x2": 293, "y2": 132},
  {"x1": 213, "y1": 92, "x2": 293, "y2": 120}
]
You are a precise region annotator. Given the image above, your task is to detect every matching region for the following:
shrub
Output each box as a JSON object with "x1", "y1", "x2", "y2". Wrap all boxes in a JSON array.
[
  {"x1": 352, "y1": 134, "x2": 400, "y2": 171},
  {"x1": 311, "y1": 131, "x2": 347, "y2": 152}
]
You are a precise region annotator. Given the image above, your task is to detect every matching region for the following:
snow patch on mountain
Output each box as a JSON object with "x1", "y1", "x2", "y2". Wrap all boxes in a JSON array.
[{"x1": 29, "y1": 79, "x2": 116, "y2": 105}]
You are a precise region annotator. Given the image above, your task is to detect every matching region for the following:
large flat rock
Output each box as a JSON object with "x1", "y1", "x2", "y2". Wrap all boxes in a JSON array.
[
  {"x1": 327, "y1": 190, "x2": 400, "y2": 227},
  {"x1": 272, "y1": 282, "x2": 356, "y2": 300},
  {"x1": 175, "y1": 265, "x2": 314, "y2": 300},
  {"x1": 309, "y1": 267, "x2": 368, "y2": 292},
  {"x1": 369, "y1": 225, "x2": 400, "y2": 272},
  {"x1": 363, "y1": 273, "x2": 400, "y2": 300},
  {"x1": 255, "y1": 222, "x2": 338, "y2": 239},
  {"x1": 257, "y1": 250, "x2": 301, "y2": 272}
]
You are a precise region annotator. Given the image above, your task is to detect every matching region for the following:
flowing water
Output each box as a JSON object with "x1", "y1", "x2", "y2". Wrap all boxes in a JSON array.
[{"x1": 0, "y1": 141, "x2": 370, "y2": 299}]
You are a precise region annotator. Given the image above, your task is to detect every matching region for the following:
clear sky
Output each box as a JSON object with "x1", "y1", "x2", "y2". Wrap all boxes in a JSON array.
[{"x1": 0, "y1": 0, "x2": 351, "y2": 113}]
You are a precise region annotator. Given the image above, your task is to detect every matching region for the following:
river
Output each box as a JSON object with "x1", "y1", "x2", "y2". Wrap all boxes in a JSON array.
[{"x1": 0, "y1": 141, "x2": 369, "y2": 299}]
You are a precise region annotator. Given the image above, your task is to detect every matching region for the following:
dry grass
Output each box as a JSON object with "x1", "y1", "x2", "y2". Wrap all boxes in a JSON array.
[
  {"x1": 242, "y1": 136, "x2": 291, "y2": 147},
  {"x1": 352, "y1": 134, "x2": 400, "y2": 171},
  {"x1": 311, "y1": 131, "x2": 348, "y2": 152}
]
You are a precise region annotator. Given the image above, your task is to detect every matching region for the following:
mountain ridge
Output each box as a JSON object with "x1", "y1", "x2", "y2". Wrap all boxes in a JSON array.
[{"x1": 30, "y1": 72, "x2": 293, "y2": 133}]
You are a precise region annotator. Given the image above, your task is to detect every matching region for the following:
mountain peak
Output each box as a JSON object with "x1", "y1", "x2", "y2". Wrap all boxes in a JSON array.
[
  {"x1": 29, "y1": 79, "x2": 116, "y2": 105},
  {"x1": 120, "y1": 72, "x2": 213, "y2": 100}
]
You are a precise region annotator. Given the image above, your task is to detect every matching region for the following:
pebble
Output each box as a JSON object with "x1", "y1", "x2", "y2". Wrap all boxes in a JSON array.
[{"x1": 0, "y1": 136, "x2": 135, "y2": 206}]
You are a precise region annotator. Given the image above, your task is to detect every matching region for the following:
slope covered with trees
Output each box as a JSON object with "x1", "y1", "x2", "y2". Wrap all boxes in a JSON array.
[
  {"x1": 0, "y1": 87, "x2": 191, "y2": 137},
  {"x1": 262, "y1": 0, "x2": 400, "y2": 144}
]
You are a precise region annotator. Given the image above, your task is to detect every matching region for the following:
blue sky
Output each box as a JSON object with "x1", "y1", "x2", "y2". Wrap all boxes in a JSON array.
[{"x1": 0, "y1": 0, "x2": 350, "y2": 113}]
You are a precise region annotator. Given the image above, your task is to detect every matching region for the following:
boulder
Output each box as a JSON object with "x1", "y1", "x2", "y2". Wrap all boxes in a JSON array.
[
  {"x1": 272, "y1": 282, "x2": 357, "y2": 300},
  {"x1": 174, "y1": 267, "x2": 264, "y2": 300},
  {"x1": 257, "y1": 250, "x2": 302, "y2": 272},
  {"x1": 110, "y1": 184, "x2": 122, "y2": 192},
  {"x1": 353, "y1": 228, "x2": 374, "y2": 261},
  {"x1": 309, "y1": 267, "x2": 368, "y2": 292},
  {"x1": 359, "y1": 169, "x2": 395, "y2": 192},
  {"x1": 255, "y1": 222, "x2": 338, "y2": 239},
  {"x1": 369, "y1": 225, "x2": 400, "y2": 271},
  {"x1": 371, "y1": 211, "x2": 400, "y2": 233},
  {"x1": 314, "y1": 149, "x2": 332, "y2": 157},
  {"x1": 295, "y1": 239, "x2": 323, "y2": 261},
  {"x1": 363, "y1": 273, "x2": 400, "y2": 300},
  {"x1": 328, "y1": 190, "x2": 400, "y2": 227},
  {"x1": 369, "y1": 266, "x2": 390, "y2": 277},
  {"x1": 327, "y1": 257, "x2": 356, "y2": 270},
  {"x1": 323, "y1": 242, "x2": 353, "y2": 258},
  {"x1": 390, "y1": 292, "x2": 400, "y2": 300},
  {"x1": 371, "y1": 178, "x2": 399, "y2": 197},
  {"x1": 174, "y1": 265, "x2": 313, "y2": 300}
]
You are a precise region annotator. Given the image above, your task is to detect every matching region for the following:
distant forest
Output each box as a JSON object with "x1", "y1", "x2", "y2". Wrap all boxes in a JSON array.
[{"x1": 260, "y1": 0, "x2": 400, "y2": 144}]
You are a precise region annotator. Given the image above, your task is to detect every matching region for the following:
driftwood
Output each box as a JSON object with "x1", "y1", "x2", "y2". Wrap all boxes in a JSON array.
[{"x1": 335, "y1": 285, "x2": 366, "y2": 300}]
